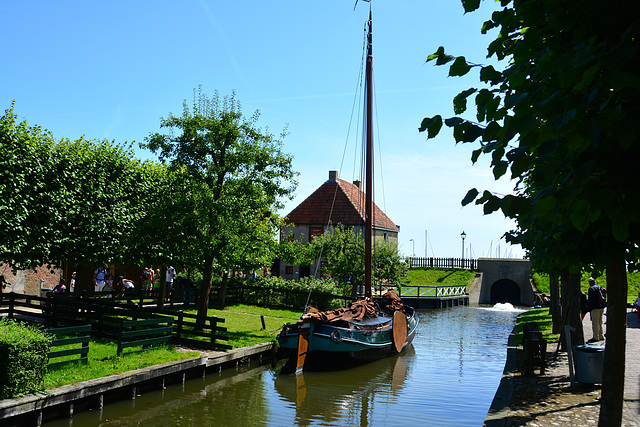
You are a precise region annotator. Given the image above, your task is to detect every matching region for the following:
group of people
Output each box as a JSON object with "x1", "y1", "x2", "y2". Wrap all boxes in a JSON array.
[
  {"x1": 140, "y1": 266, "x2": 177, "y2": 290},
  {"x1": 533, "y1": 293, "x2": 551, "y2": 308},
  {"x1": 93, "y1": 265, "x2": 175, "y2": 293}
]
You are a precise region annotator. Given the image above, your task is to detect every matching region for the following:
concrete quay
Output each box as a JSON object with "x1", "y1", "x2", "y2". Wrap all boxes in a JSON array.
[
  {"x1": 0, "y1": 342, "x2": 276, "y2": 426},
  {"x1": 486, "y1": 308, "x2": 640, "y2": 426}
]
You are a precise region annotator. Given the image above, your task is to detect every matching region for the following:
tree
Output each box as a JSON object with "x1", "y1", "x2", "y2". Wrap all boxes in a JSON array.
[
  {"x1": 143, "y1": 87, "x2": 297, "y2": 317},
  {"x1": 307, "y1": 224, "x2": 408, "y2": 295},
  {"x1": 1, "y1": 103, "x2": 151, "y2": 282},
  {"x1": 0, "y1": 103, "x2": 56, "y2": 269},
  {"x1": 420, "y1": 1, "x2": 639, "y2": 424}
]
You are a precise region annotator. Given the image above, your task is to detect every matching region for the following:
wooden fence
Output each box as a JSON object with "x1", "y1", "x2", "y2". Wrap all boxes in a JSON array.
[
  {"x1": 0, "y1": 292, "x2": 229, "y2": 352},
  {"x1": 117, "y1": 317, "x2": 174, "y2": 356},
  {"x1": 400, "y1": 285, "x2": 467, "y2": 298},
  {"x1": 408, "y1": 257, "x2": 477, "y2": 270},
  {"x1": 46, "y1": 324, "x2": 92, "y2": 368}
]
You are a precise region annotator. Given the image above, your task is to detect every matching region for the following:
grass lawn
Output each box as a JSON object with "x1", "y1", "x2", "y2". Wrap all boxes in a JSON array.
[
  {"x1": 44, "y1": 341, "x2": 199, "y2": 389},
  {"x1": 43, "y1": 304, "x2": 302, "y2": 390},
  {"x1": 183, "y1": 304, "x2": 302, "y2": 349},
  {"x1": 403, "y1": 267, "x2": 476, "y2": 295},
  {"x1": 515, "y1": 307, "x2": 560, "y2": 345}
]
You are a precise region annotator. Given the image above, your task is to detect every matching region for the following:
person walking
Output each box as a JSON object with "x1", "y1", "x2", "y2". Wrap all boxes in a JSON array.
[{"x1": 587, "y1": 277, "x2": 606, "y2": 342}]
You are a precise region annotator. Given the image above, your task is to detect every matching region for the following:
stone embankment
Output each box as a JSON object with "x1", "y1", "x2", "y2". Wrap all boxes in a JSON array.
[
  {"x1": 486, "y1": 309, "x2": 640, "y2": 426},
  {"x1": 0, "y1": 342, "x2": 276, "y2": 426}
]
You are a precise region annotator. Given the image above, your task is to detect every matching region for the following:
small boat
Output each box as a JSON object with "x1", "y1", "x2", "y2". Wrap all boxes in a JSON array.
[{"x1": 277, "y1": 7, "x2": 418, "y2": 372}]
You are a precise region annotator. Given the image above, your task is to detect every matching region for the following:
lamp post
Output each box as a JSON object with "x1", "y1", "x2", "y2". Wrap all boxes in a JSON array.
[
  {"x1": 409, "y1": 239, "x2": 415, "y2": 257},
  {"x1": 461, "y1": 231, "x2": 466, "y2": 260}
]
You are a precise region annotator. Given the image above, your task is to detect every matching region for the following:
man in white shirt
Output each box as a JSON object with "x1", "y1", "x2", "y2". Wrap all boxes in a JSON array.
[{"x1": 166, "y1": 266, "x2": 176, "y2": 290}]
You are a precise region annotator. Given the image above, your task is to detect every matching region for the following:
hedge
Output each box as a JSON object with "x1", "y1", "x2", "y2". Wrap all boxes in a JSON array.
[{"x1": 0, "y1": 318, "x2": 51, "y2": 399}]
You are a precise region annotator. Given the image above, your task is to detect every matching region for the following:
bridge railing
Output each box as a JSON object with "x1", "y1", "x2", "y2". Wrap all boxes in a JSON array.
[
  {"x1": 408, "y1": 257, "x2": 477, "y2": 270},
  {"x1": 400, "y1": 285, "x2": 467, "y2": 298}
]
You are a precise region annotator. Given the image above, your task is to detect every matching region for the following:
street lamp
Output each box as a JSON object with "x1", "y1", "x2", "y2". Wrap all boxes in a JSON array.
[
  {"x1": 409, "y1": 239, "x2": 415, "y2": 257},
  {"x1": 461, "y1": 231, "x2": 466, "y2": 260}
]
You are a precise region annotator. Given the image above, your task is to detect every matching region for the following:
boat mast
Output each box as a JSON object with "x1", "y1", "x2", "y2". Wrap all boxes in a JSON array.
[{"x1": 364, "y1": 10, "x2": 373, "y2": 299}]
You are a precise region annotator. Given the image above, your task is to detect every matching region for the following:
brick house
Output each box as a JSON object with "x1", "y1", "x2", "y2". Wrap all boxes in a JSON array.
[{"x1": 276, "y1": 170, "x2": 400, "y2": 280}]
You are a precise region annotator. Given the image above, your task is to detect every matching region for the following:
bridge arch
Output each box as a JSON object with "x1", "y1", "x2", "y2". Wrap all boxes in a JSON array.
[
  {"x1": 490, "y1": 279, "x2": 521, "y2": 305},
  {"x1": 473, "y1": 258, "x2": 535, "y2": 306}
]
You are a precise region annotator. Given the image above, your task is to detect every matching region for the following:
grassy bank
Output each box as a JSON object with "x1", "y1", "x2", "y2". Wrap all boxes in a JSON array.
[
  {"x1": 514, "y1": 308, "x2": 560, "y2": 345},
  {"x1": 532, "y1": 271, "x2": 640, "y2": 303},
  {"x1": 405, "y1": 267, "x2": 476, "y2": 288},
  {"x1": 43, "y1": 304, "x2": 301, "y2": 390}
]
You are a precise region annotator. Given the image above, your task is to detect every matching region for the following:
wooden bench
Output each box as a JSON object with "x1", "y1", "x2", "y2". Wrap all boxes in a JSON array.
[
  {"x1": 47, "y1": 324, "x2": 91, "y2": 369},
  {"x1": 522, "y1": 322, "x2": 547, "y2": 375}
]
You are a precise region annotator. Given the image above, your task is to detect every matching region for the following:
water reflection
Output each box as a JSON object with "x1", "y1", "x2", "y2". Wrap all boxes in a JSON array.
[
  {"x1": 273, "y1": 348, "x2": 413, "y2": 426},
  {"x1": 44, "y1": 305, "x2": 523, "y2": 427}
]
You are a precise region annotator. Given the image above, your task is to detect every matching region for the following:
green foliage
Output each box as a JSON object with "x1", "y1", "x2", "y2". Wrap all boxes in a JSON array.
[
  {"x1": 236, "y1": 276, "x2": 344, "y2": 311},
  {"x1": 305, "y1": 224, "x2": 408, "y2": 290},
  {"x1": 421, "y1": 1, "x2": 640, "y2": 273},
  {"x1": 0, "y1": 103, "x2": 153, "y2": 269},
  {"x1": 0, "y1": 319, "x2": 51, "y2": 398},
  {"x1": 532, "y1": 271, "x2": 550, "y2": 295},
  {"x1": 142, "y1": 87, "x2": 298, "y2": 312},
  {"x1": 534, "y1": 270, "x2": 640, "y2": 303}
]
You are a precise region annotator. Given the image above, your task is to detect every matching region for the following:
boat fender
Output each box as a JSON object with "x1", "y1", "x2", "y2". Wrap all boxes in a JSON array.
[{"x1": 330, "y1": 329, "x2": 343, "y2": 343}]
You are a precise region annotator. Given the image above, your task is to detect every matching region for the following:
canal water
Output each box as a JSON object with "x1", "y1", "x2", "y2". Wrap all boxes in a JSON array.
[{"x1": 45, "y1": 304, "x2": 524, "y2": 427}]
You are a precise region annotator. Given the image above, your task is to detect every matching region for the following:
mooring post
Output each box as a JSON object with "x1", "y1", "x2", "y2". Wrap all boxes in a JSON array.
[{"x1": 96, "y1": 393, "x2": 104, "y2": 409}]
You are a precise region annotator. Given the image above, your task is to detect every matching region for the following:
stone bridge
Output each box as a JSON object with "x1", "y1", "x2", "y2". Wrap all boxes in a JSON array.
[{"x1": 467, "y1": 258, "x2": 535, "y2": 306}]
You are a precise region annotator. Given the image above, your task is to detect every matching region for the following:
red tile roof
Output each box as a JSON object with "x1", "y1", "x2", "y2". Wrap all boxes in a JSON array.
[{"x1": 285, "y1": 177, "x2": 398, "y2": 232}]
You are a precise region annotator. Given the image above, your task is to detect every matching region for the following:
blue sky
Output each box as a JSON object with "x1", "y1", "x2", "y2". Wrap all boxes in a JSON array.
[{"x1": 1, "y1": 0, "x2": 524, "y2": 259}]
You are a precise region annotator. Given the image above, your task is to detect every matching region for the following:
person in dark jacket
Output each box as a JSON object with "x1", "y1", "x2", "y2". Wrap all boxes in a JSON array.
[{"x1": 587, "y1": 277, "x2": 606, "y2": 342}]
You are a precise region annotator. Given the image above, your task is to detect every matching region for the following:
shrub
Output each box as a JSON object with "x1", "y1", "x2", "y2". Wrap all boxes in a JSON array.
[
  {"x1": 239, "y1": 276, "x2": 344, "y2": 310},
  {"x1": 0, "y1": 319, "x2": 52, "y2": 399}
]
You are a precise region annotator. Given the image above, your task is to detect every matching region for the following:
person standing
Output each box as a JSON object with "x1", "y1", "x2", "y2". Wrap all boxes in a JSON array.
[
  {"x1": 587, "y1": 277, "x2": 606, "y2": 342},
  {"x1": 69, "y1": 272, "x2": 76, "y2": 293},
  {"x1": 166, "y1": 266, "x2": 176, "y2": 290},
  {"x1": 94, "y1": 265, "x2": 107, "y2": 292},
  {"x1": 635, "y1": 291, "x2": 640, "y2": 322}
]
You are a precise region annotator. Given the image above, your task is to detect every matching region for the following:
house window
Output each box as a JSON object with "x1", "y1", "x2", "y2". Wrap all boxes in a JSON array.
[
  {"x1": 285, "y1": 266, "x2": 294, "y2": 275},
  {"x1": 383, "y1": 232, "x2": 388, "y2": 241},
  {"x1": 309, "y1": 227, "x2": 324, "y2": 242}
]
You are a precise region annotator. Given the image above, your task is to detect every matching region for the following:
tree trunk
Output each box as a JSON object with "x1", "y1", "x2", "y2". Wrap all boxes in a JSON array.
[
  {"x1": 566, "y1": 271, "x2": 585, "y2": 346},
  {"x1": 157, "y1": 265, "x2": 167, "y2": 309},
  {"x1": 550, "y1": 272, "x2": 562, "y2": 334},
  {"x1": 217, "y1": 273, "x2": 228, "y2": 307},
  {"x1": 196, "y1": 252, "x2": 215, "y2": 326},
  {"x1": 560, "y1": 270, "x2": 584, "y2": 350},
  {"x1": 598, "y1": 255, "x2": 627, "y2": 426}
]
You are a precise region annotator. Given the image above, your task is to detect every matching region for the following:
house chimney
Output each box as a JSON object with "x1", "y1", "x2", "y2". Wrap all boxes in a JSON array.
[
  {"x1": 353, "y1": 180, "x2": 361, "y2": 189},
  {"x1": 328, "y1": 170, "x2": 338, "y2": 182}
]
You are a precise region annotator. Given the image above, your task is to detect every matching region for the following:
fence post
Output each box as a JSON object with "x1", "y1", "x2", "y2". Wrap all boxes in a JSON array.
[
  {"x1": 176, "y1": 311, "x2": 183, "y2": 341},
  {"x1": 209, "y1": 316, "x2": 217, "y2": 346},
  {"x1": 8, "y1": 292, "x2": 15, "y2": 319}
]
